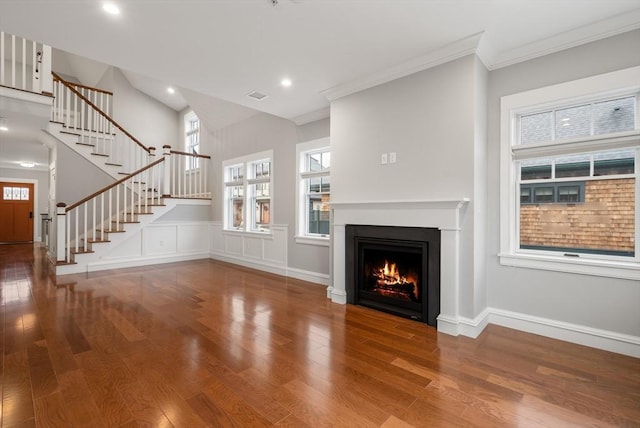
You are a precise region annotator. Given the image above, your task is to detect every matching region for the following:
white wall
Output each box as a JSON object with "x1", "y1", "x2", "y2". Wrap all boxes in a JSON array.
[
  {"x1": 486, "y1": 30, "x2": 640, "y2": 338},
  {"x1": 96, "y1": 67, "x2": 179, "y2": 150}
]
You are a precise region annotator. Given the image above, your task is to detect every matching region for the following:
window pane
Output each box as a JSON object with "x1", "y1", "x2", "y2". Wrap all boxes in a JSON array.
[
  {"x1": 533, "y1": 187, "x2": 554, "y2": 203},
  {"x1": 20, "y1": 188, "x2": 29, "y2": 200},
  {"x1": 3, "y1": 187, "x2": 12, "y2": 200},
  {"x1": 555, "y1": 154, "x2": 590, "y2": 178},
  {"x1": 309, "y1": 153, "x2": 322, "y2": 171},
  {"x1": 521, "y1": 160, "x2": 552, "y2": 180},
  {"x1": 555, "y1": 104, "x2": 591, "y2": 140},
  {"x1": 594, "y1": 96, "x2": 635, "y2": 135},
  {"x1": 520, "y1": 177, "x2": 635, "y2": 256},
  {"x1": 12, "y1": 188, "x2": 21, "y2": 200},
  {"x1": 321, "y1": 176, "x2": 331, "y2": 193},
  {"x1": 594, "y1": 149, "x2": 635, "y2": 176},
  {"x1": 255, "y1": 200, "x2": 270, "y2": 229},
  {"x1": 520, "y1": 187, "x2": 531, "y2": 203},
  {"x1": 322, "y1": 152, "x2": 330, "y2": 169},
  {"x1": 307, "y1": 194, "x2": 330, "y2": 235},
  {"x1": 521, "y1": 111, "x2": 552, "y2": 144},
  {"x1": 232, "y1": 199, "x2": 244, "y2": 228},
  {"x1": 557, "y1": 185, "x2": 580, "y2": 203},
  {"x1": 309, "y1": 177, "x2": 321, "y2": 193}
]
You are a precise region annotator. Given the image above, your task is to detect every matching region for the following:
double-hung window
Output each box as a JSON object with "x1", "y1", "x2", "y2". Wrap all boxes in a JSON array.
[
  {"x1": 500, "y1": 66, "x2": 640, "y2": 280},
  {"x1": 296, "y1": 138, "x2": 330, "y2": 245},
  {"x1": 185, "y1": 111, "x2": 200, "y2": 170},
  {"x1": 223, "y1": 150, "x2": 273, "y2": 232}
]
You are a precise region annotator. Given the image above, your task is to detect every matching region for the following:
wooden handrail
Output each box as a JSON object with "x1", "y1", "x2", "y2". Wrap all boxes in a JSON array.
[
  {"x1": 66, "y1": 157, "x2": 164, "y2": 212},
  {"x1": 52, "y1": 71, "x2": 150, "y2": 153},
  {"x1": 53, "y1": 76, "x2": 113, "y2": 96},
  {"x1": 170, "y1": 150, "x2": 212, "y2": 159}
]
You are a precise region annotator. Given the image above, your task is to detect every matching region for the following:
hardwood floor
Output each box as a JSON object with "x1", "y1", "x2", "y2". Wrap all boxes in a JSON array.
[{"x1": 1, "y1": 243, "x2": 639, "y2": 427}]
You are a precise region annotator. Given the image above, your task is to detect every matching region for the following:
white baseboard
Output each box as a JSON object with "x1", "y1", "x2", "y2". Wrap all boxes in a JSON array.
[
  {"x1": 438, "y1": 307, "x2": 640, "y2": 358},
  {"x1": 85, "y1": 252, "x2": 211, "y2": 273},
  {"x1": 285, "y1": 266, "x2": 329, "y2": 286},
  {"x1": 488, "y1": 308, "x2": 640, "y2": 358},
  {"x1": 210, "y1": 251, "x2": 329, "y2": 286},
  {"x1": 437, "y1": 308, "x2": 491, "y2": 338}
]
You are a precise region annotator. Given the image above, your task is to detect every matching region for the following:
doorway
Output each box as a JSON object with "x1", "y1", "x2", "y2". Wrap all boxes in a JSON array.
[{"x1": 0, "y1": 181, "x2": 35, "y2": 242}]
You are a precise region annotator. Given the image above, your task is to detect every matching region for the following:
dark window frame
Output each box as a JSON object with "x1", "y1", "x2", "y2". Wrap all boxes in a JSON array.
[{"x1": 520, "y1": 181, "x2": 585, "y2": 205}]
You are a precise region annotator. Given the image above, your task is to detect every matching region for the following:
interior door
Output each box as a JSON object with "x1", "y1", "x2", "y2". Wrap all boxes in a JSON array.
[{"x1": 0, "y1": 182, "x2": 35, "y2": 243}]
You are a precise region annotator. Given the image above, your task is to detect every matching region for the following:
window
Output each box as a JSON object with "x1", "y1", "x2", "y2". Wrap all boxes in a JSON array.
[
  {"x1": 185, "y1": 111, "x2": 200, "y2": 170},
  {"x1": 3, "y1": 186, "x2": 29, "y2": 200},
  {"x1": 500, "y1": 66, "x2": 640, "y2": 279},
  {"x1": 223, "y1": 150, "x2": 273, "y2": 232},
  {"x1": 296, "y1": 138, "x2": 330, "y2": 245}
]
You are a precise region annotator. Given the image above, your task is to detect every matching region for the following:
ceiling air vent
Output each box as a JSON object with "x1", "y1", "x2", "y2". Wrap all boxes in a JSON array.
[{"x1": 247, "y1": 90, "x2": 268, "y2": 101}]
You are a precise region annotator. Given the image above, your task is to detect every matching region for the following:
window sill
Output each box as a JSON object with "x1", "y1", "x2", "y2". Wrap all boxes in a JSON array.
[
  {"x1": 295, "y1": 235, "x2": 330, "y2": 247},
  {"x1": 498, "y1": 252, "x2": 639, "y2": 281},
  {"x1": 222, "y1": 228, "x2": 273, "y2": 239}
]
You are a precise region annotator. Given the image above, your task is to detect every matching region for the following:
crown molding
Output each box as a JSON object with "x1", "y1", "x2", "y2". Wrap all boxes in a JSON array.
[
  {"x1": 291, "y1": 106, "x2": 330, "y2": 125},
  {"x1": 320, "y1": 32, "x2": 485, "y2": 102},
  {"x1": 486, "y1": 9, "x2": 640, "y2": 71}
]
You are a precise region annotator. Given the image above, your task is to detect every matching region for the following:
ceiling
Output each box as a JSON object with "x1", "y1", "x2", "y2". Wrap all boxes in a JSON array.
[{"x1": 1, "y1": 0, "x2": 639, "y2": 171}]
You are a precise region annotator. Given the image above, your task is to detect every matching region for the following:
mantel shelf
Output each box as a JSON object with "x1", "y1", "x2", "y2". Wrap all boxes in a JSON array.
[{"x1": 330, "y1": 198, "x2": 470, "y2": 210}]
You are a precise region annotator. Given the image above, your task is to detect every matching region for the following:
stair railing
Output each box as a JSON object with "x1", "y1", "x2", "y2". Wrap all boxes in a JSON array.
[
  {"x1": 55, "y1": 153, "x2": 164, "y2": 264},
  {"x1": 0, "y1": 31, "x2": 53, "y2": 94},
  {"x1": 51, "y1": 71, "x2": 150, "y2": 174},
  {"x1": 168, "y1": 148, "x2": 212, "y2": 198}
]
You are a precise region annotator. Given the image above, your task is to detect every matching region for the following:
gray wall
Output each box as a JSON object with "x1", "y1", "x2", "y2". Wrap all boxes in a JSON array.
[
  {"x1": 331, "y1": 54, "x2": 487, "y2": 319},
  {"x1": 205, "y1": 112, "x2": 330, "y2": 275},
  {"x1": 97, "y1": 67, "x2": 180, "y2": 150},
  {"x1": 486, "y1": 30, "x2": 640, "y2": 336}
]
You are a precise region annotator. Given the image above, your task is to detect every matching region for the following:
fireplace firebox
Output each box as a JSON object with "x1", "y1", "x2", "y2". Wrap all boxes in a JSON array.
[{"x1": 345, "y1": 225, "x2": 440, "y2": 326}]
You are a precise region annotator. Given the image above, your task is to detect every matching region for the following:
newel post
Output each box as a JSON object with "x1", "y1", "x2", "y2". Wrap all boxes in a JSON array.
[
  {"x1": 56, "y1": 202, "x2": 67, "y2": 263},
  {"x1": 162, "y1": 145, "x2": 171, "y2": 198},
  {"x1": 40, "y1": 45, "x2": 53, "y2": 94}
]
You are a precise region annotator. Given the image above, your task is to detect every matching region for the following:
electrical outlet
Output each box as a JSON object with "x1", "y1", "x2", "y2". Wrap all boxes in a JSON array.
[
  {"x1": 389, "y1": 152, "x2": 397, "y2": 164},
  {"x1": 381, "y1": 153, "x2": 388, "y2": 165}
]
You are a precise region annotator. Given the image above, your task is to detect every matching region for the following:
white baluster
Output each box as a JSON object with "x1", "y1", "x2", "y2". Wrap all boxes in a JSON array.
[
  {"x1": 0, "y1": 32, "x2": 5, "y2": 86},
  {"x1": 21, "y1": 36, "x2": 26, "y2": 90},
  {"x1": 11, "y1": 34, "x2": 16, "y2": 87}
]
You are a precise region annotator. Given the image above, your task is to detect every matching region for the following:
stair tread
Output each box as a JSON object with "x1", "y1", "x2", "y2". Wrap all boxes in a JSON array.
[
  {"x1": 105, "y1": 162, "x2": 123, "y2": 166},
  {"x1": 55, "y1": 260, "x2": 77, "y2": 266},
  {"x1": 91, "y1": 153, "x2": 109, "y2": 157},
  {"x1": 112, "y1": 221, "x2": 140, "y2": 224},
  {"x1": 96, "y1": 229, "x2": 126, "y2": 233},
  {"x1": 76, "y1": 142, "x2": 96, "y2": 147},
  {"x1": 87, "y1": 239, "x2": 111, "y2": 244},
  {"x1": 70, "y1": 248, "x2": 94, "y2": 255}
]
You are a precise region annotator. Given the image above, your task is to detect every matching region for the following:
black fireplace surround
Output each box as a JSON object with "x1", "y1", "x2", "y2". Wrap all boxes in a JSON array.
[{"x1": 345, "y1": 225, "x2": 441, "y2": 326}]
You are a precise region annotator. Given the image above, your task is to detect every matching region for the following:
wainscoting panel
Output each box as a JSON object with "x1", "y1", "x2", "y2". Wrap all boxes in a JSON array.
[
  {"x1": 144, "y1": 225, "x2": 178, "y2": 256},
  {"x1": 210, "y1": 222, "x2": 288, "y2": 274},
  {"x1": 178, "y1": 224, "x2": 210, "y2": 253}
]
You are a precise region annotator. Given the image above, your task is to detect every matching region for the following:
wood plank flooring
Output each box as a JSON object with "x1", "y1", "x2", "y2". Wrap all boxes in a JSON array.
[{"x1": 1, "y1": 243, "x2": 639, "y2": 427}]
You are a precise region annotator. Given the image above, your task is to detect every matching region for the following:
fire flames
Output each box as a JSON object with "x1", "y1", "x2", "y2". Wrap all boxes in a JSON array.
[{"x1": 371, "y1": 260, "x2": 419, "y2": 301}]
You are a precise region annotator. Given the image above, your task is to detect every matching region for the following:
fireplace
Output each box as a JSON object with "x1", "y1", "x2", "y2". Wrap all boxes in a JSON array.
[{"x1": 345, "y1": 225, "x2": 441, "y2": 326}]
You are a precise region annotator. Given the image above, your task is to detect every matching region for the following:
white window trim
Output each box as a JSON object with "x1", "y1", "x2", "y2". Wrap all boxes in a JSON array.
[
  {"x1": 222, "y1": 150, "x2": 273, "y2": 234},
  {"x1": 499, "y1": 66, "x2": 640, "y2": 281},
  {"x1": 295, "y1": 137, "x2": 330, "y2": 246}
]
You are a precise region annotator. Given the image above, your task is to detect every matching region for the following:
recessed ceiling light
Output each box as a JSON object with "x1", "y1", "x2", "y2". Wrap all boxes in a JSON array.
[
  {"x1": 20, "y1": 162, "x2": 35, "y2": 168},
  {"x1": 281, "y1": 78, "x2": 292, "y2": 88},
  {"x1": 167, "y1": 87, "x2": 175, "y2": 94},
  {"x1": 103, "y1": 3, "x2": 120, "y2": 15}
]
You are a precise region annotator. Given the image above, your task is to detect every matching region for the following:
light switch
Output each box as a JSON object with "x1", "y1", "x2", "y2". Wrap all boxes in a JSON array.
[
  {"x1": 381, "y1": 153, "x2": 388, "y2": 165},
  {"x1": 389, "y1": 152, "x2": 397, "y2": 164}
]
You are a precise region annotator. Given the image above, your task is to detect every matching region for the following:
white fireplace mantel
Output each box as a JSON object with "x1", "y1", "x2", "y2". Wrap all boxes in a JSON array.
[{"x1": 330, "y1": 197, "x2": 471, "y2": 336}]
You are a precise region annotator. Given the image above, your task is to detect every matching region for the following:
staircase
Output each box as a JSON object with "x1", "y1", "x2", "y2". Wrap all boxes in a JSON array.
[
  {"x1": 48, "y1": 74, "x2": 212, "y2": 275},
  {"x1": 1, "y1": 30, "x2": 212, "y2": 275}
]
